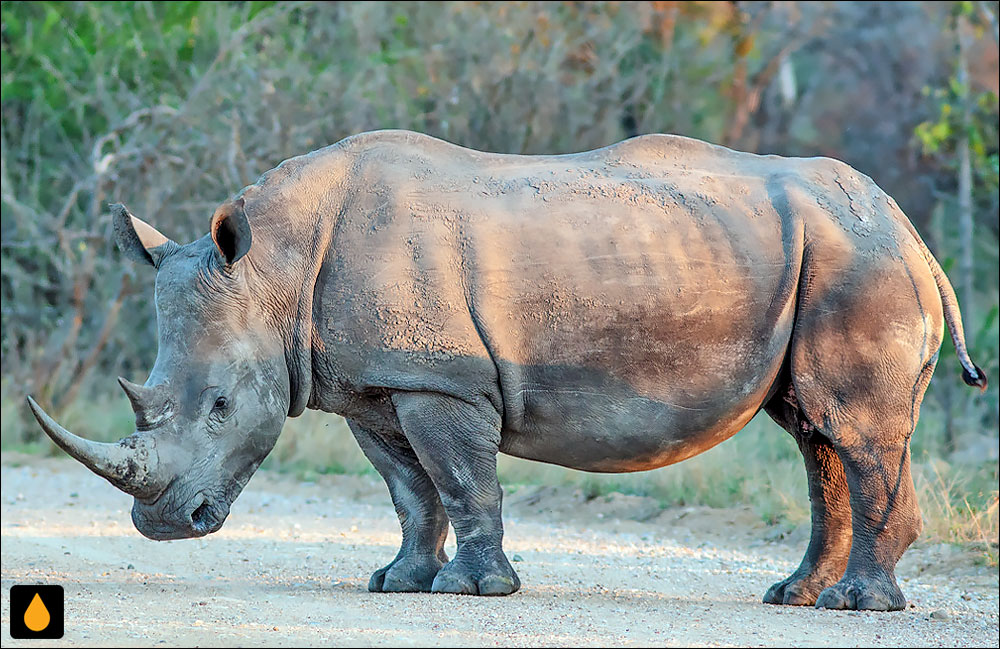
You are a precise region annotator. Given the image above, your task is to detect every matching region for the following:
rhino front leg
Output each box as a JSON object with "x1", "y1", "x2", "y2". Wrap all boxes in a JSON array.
[
  {"x1": 391, "y1": 392, "x2": 520, "y2": 596},
  {"x1": 347, "y1": 419, "x2": 449, "y2": 592}
]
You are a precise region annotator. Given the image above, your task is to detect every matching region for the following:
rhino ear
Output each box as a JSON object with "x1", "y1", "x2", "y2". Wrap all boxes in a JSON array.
[
  {"x1": 112, "y1": 204, "x2": 175, "y2": 268},
  {"x1": 210, "y1": 198, "x2": 252, "y2": 266}
]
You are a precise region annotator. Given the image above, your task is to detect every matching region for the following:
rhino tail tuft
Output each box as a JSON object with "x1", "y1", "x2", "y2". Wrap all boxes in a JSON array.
[{"x1": 961, "y1": 364, "x2": 988, "y2": 392}]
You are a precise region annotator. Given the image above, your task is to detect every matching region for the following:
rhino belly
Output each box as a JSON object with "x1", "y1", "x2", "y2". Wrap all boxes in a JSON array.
[{"x1": 496, "y1": 346, "x2": 786, "y2": 473}]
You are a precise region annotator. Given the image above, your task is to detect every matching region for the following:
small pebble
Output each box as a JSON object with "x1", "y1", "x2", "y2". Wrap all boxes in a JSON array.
[{"x1": 930, "y1": 609, "x2": 951, "y2": 621}]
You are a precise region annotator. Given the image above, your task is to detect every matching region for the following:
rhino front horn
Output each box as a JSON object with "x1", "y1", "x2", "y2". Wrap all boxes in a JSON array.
[{"x1": 26, "y1": 396, "x2": 164, "y2": 500}]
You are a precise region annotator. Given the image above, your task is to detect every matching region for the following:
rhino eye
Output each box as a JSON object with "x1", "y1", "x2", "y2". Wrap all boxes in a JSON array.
[{"x1": 212, "y1": 396, "x2": 229, "y2": 412}]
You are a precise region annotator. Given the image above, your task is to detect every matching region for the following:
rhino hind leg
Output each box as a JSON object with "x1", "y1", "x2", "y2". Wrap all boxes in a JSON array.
[
  {"x1": 391, "y1": 391, "x2": 520, "y2": 596},
  {"x1": 812, "y1": 345, "x2": 938, "y2": 609},
  {"x1": 347, "y1": 419, "x2": 450, "y2": 592},
  {"x1": 762, "y1": 385, "x2": 852, "y2": 606},
  {"x1": 811, "y1": 439, "x2": 922, "y2": 611},
  {"x1": 793, "y1": 397, "x2": 924, "y2": 611},
  {"x1": 785, "y1": 249, "x2": 941, "y2": 611}
]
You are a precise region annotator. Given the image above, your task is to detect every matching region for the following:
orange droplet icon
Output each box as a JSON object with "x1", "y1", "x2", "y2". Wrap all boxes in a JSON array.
[{"x1": 24, "y1": 592, "x2": 51, "y2": 632}]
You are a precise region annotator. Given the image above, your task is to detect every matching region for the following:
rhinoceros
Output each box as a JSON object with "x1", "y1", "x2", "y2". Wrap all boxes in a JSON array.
[{"x1": 28, "y1": 130, "x2": 986, "y2": 610}]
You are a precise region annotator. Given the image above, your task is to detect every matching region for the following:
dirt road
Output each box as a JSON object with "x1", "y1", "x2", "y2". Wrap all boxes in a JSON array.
[{"x1": 1, "y1": 453, "x2": 996, "y2": 647}]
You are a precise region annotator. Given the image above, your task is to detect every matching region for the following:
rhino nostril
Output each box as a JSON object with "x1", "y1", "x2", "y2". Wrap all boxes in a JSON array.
[{"x1": 191, "y1": 500, "x2": 212, "y2": 527}]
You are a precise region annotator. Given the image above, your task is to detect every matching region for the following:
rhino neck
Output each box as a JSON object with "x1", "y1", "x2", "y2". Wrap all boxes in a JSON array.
[{"x1": 236, "y1": 145, "x2": 351, "y2": 417}]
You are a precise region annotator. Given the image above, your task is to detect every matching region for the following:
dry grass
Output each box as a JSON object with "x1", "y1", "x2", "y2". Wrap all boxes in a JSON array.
[
  {"x1": 913, "y1": 457, "x2": 1000, "y2": 566},
  {"x1": 263, "y1": 409, "x2": 371, "y2": 477}
]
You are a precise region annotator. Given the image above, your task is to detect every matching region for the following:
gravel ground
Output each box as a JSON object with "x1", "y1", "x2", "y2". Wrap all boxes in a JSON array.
[{"x1": 1, "y1": 452, "x2": 997, "y2": 647}]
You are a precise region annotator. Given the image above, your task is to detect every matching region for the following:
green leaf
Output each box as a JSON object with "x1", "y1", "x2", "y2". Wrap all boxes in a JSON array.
[
  {"x1": 41, "y1": 5, "x2": 61, "y2": 36},
  {"x1": 931, "y1": 121, "x2": 951, "y2": 142}
]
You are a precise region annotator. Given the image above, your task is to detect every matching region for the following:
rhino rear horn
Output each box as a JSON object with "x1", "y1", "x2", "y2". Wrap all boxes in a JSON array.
[{"x1": 117, "y1": 378, "x2": 173, "y2": 429}]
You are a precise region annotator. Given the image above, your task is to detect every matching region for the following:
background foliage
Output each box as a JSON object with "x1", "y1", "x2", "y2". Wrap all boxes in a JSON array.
[{"x1": 2, "y1": 1, "x2": 997, "y2": 553}]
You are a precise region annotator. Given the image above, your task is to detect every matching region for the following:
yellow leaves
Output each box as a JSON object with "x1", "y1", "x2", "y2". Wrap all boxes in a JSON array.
[{"x1": 734, "y1": 35, "x2": 754, "y2": 59}]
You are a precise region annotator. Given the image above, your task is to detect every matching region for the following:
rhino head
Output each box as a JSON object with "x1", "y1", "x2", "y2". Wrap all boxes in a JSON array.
[{"x1": 28, "y1": 201, "x2": 290, "y2": 540}]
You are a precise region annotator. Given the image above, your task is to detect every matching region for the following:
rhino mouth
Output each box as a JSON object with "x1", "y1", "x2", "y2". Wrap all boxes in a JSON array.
[
  {"x1": 130, "y1": 456, "x2": 260, "y2": 540},
  {"x1": 132, "y1": 491, "x2": 230, "y2": 540}
]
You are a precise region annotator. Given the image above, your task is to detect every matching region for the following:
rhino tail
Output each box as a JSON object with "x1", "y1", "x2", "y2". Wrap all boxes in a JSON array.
[{"x1": 889, "y1": 199, "x2": 987, "y2": 392}]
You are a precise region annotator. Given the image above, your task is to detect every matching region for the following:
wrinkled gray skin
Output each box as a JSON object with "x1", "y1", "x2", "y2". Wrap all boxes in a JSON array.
[{"x1": 29, "y1": 130, "x2": 987, "y2": 610}]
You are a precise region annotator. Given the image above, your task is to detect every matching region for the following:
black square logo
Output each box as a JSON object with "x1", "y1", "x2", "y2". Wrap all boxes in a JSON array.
[{"x1": 9, "y1": 585, "x2": 64, "y2": 639}]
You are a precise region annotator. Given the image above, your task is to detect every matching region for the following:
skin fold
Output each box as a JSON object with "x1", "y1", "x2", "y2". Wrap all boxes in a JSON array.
[{"x1": 29, "y1": 130, "x2": 986, "y2": 609}]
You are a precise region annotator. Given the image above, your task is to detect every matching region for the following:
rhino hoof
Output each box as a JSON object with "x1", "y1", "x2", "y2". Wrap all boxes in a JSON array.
[
  {"x1": 763, "y1": 575, "x2": 826, "y2": 606},
  {"x1": 431, "y1": 570, "x2": 478, "y2": 595},
  {"x1": 430, "y1": 560, "x2": 520, "y2": 596},
  {"x1": 477, "y1": 574, "x2": 519, "y2": 596},
  {"x1": 369, "y1": 554, "x2": 443, "y2": 593},
  {"x1": 763, "y1": 580, "x2": 790, "y2": 605},
  {"x1": 815, "y1": 577, "x2": 905, "y2": 611}
]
